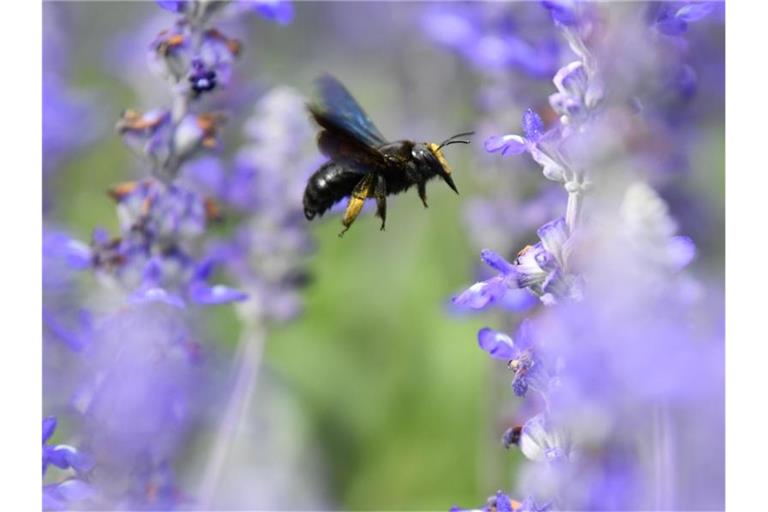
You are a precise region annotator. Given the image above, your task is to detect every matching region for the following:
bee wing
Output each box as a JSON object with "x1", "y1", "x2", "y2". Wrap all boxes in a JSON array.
[
  {"x1": 316, "y1": 129, "x2": 387, "y2": 173},
  {"x1": 309, "y1": 74, "x2": 387, "y2": 149}
]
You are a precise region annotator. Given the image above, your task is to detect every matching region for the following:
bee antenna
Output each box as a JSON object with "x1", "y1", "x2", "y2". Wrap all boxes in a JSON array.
[{"x1": 437, "y1": 131, "x2": 475, "y2": 151}]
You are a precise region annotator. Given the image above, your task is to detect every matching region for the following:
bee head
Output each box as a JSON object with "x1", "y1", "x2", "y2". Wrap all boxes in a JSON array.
[{"x1": 411, "y1": 132, "x2": 473, "y2": 194}]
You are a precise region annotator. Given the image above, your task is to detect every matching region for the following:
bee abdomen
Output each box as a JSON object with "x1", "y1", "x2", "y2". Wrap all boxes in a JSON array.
[{"x1": 303, "y1": 162, "x2": 361, "y2": 220}]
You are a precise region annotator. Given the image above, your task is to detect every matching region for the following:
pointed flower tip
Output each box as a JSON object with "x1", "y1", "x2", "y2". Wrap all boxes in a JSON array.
[{"x1": 43, "y1": 416, "x2": 57, "y2": 443}]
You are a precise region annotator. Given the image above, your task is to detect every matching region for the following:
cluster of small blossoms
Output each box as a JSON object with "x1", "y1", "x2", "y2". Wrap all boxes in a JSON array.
[
  {"x1": 451, "y1": 2, "x2": 722, "y2": 510},
  {"x1": 455, "y1": 1, "x2": 602, "y2": 311},
  {"x1": 420, "y1": 2, "x2": 596, "y2": 268},
  {"x1": 42, "y1": 1, "x2": 302, "y2": 509}
]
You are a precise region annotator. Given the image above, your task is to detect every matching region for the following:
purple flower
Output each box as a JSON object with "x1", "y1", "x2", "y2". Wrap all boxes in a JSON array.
[
  {"x1": 478, "y1": 328, "x2": 516, "y2": 360},
  {"x1": 477, "y1": 321, "x2": 546, "y2": 398},
  {"x1": 517, "y1": 414, "x2": 569, "y2": 462},
  {"x1": 73, "y1": 304, "x2": 204, "y2": 479},
  {"x1": 247, "y1": 0, "x2": 295, "y2": 25},
  {"x1": 43, "y1": 417, "x2": 94, "y2": 510},
  {"x1": 88, "y1": 179, "x2": 248, "y2": 307},
  {"x1": 421, "y1": 4, "x2": 561, "y2": 78},
  {"x1": 43, "y1": 417, "x2": 93, "y2": 475},
  {"x1": 156, "y1": 0, "x2": 185, "y2": 13},
  {"x1": 485, "y1": 109, "x2": 545, "y2": 156},
  {"x1": 451, "y1": 490, "x2": 548, "y2": 512},
  {"x1": 541, "y1": 0, "x2": 580, "y2": 27},
  {"x1": 43, "y1": 480, "x2": 94, "y2": 511},
  {"x1": 653, "y1": 2, "x2": 716, "y2": 36},
  {"x1": 454, "y1": 217, "x2": 580, "y2": 308}
]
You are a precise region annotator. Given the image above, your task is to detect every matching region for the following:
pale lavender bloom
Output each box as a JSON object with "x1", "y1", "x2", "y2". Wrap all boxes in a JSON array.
[
  {"x1": 71, "y1": 303, "x2": 205, "y2": 506},
  {"x1": 421, "y1": 3, "x2": 561, "y2": 78},
  {"x1": 453, "y1": 217, "x2": 581, "y2": 308}
]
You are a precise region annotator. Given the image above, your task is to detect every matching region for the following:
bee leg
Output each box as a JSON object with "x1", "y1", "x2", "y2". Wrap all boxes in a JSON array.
[
  {"x1": 339, "y1": 173, "x2": 374, "y2": 237},
  {"x1": 417, "y1": 181, "x2": 428, "y2": 208},
  {"x1": 374, "y1": 175, "x2": 387, "y2": 231}
]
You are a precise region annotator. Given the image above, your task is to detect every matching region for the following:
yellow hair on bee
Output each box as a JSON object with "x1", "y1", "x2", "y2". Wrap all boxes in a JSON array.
[{"x1": 427, "y1": 143, "x2": 452, "y2": 175}]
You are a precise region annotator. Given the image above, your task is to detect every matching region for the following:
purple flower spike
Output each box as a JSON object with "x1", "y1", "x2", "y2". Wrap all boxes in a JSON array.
[{"x1": 478, "y1": 327, "x2": 516, "y2": 360}]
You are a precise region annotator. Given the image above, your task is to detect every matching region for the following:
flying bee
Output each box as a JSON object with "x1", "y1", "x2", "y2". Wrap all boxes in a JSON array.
[{"x1": 302, "y1": 74, "x2": 473, "y2": 236}]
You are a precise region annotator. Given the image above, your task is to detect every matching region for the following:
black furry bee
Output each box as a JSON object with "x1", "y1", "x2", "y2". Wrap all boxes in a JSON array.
[{"x1": 303, "y1": 75, "x2": 472, "y2": 236}]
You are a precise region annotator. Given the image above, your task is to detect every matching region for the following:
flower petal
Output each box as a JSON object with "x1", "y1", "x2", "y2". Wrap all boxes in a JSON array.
[
  {"x1": 485, "y1": 134, "x2": 527, "y2": 155},
  {"x1": 537, "y1": 218, "x2": 569, "y2": 259},
  {"x1": 43, "y1": 416, "x2": 57, "y2": 443},
  {"x1": 553, "y1": 61, "x2": 588, "y2": 97},
  {"x1": 480, "y1": 249, "x2": 515, "y2": 274},
  {"x1": 668, "y1": 235, "x2": 696, "y2": 269},
  {"x1": 54, "y1": 479, "x2": 94, "y2": 501},
  {"x1": 130, "y1": 287, "x2": 186, "y2": 309},
  {"x1": 477, "y1": 327, "x2": 516, "y2": 360},
  {"x1": 188, "y1": 281, "x2": 248, "y2": 305},
  {"x1": 655, "y1": 14, "x2": 688, "y2": 36},
  {"x1": 519, "y1": 414, "x2": 567, "y2": 462},
  {"x1": 452, "y1": 276, "x2": 510, "y2": 310},
  {"x1": 542, "y1": 0, "x2": 580, "y2": 26},
  {"x1": 675, "y1": 3, "x2": 714, "y2": 22}
]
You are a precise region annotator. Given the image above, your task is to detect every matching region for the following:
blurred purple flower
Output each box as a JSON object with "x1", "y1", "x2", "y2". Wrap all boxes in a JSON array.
[
  {"x1": 43, "y1": 417, "x2": 93, "y2": 475},
  {"x1": 652, "y1": 1, "x2": 716, "y2": 36},
  {"x1": 149, "y1": 23, "x2": 241, "y2": 93},
  {"x1": 72, "y1": 303, "x2": 204, "y2": 500},
  {"x1": 183, "y1": 86, "x2": 315, "y2": 322},
  {"x1": 246, "y1": 0, "x2": 295, "y2": 25},
  {"x1": 541, "y1": 0, "x2": 580, "y2": 27},
  {"x1": 43, "y1": 417, "x2": 94, "y2": 510},
  {"x1": 421, "y1": 4, "x2": 560, "y2": 78},
  {"x1": 86, "y1": 179, "x2": 248, "y2": 307}
]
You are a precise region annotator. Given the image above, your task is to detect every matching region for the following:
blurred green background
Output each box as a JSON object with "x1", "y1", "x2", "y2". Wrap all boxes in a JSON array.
[{"x1": 46, "y1": 2, "x2": 525, "y2": 509}]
